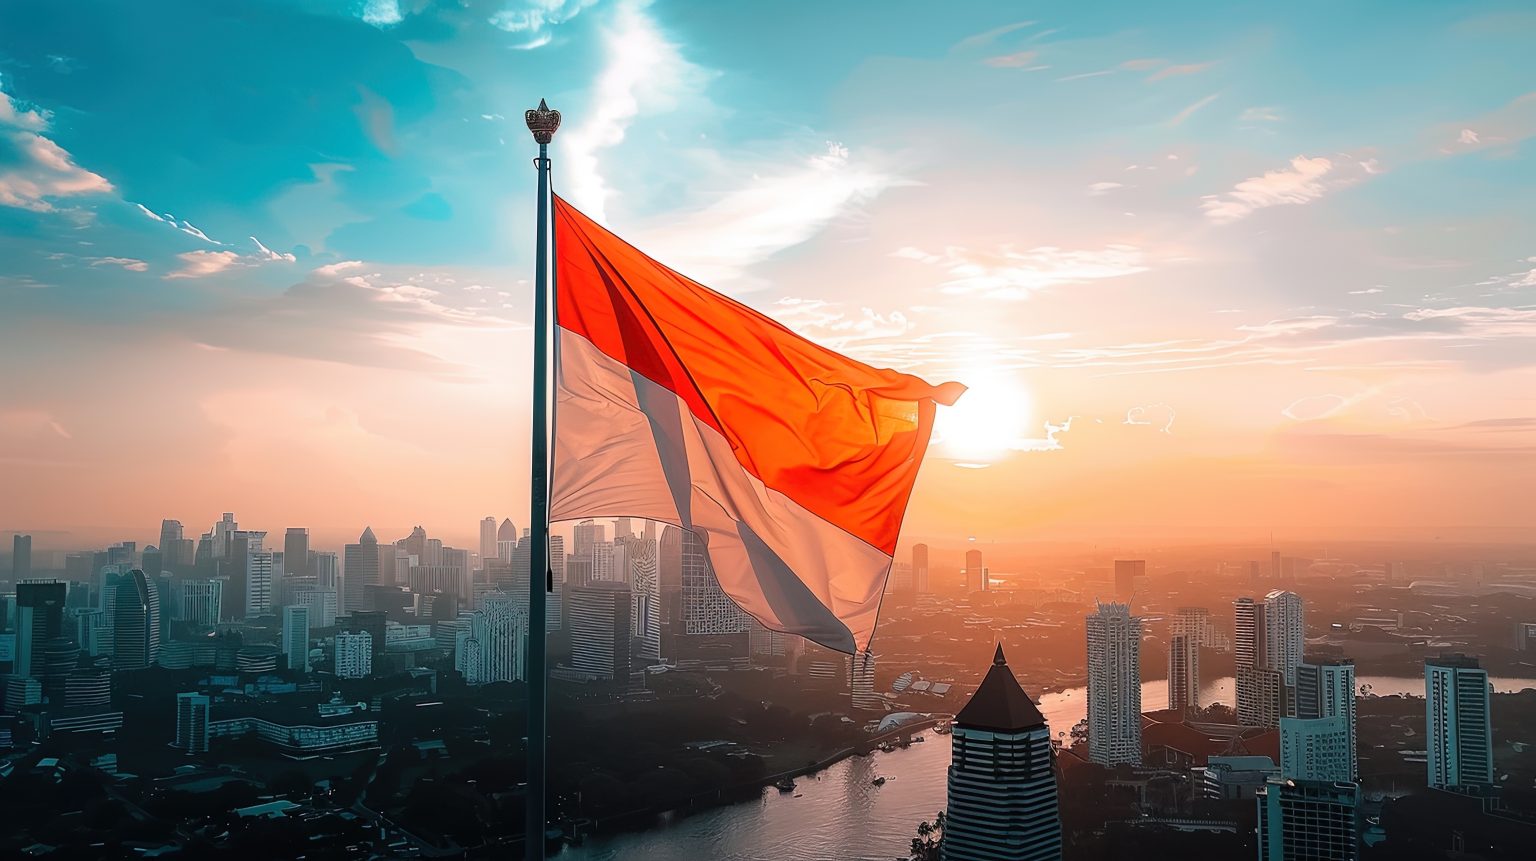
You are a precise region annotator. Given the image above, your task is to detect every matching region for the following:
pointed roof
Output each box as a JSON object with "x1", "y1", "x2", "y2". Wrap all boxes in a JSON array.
[
  {"x1": 498, "y1": 518, "x2": 517, "y2": 540},
  {"x1": 954, "y1": 644, "x2": 1046, "y2": 732},
  {"x1": 359, "y1": 526, "x2": 377, "y2": 544}
]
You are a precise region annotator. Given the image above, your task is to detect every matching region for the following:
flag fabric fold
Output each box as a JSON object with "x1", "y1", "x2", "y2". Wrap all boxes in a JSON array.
[{"x1": 551, "y1": 195, "x2": 962, "y2": 653}]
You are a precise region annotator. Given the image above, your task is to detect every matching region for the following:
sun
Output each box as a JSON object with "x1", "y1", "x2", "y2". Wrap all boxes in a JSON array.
[{"x1": 932, "y1": 370, "x2": 1031, "y2": 466}]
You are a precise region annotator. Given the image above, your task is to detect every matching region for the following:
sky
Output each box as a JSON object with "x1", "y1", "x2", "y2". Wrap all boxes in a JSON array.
[{"x1": 2, "y1": 0, "x2": 1534, "y2": 551}]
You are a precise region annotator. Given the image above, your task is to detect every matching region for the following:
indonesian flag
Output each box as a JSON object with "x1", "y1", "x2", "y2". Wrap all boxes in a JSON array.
[{"x1": 550, "y1": 196, "x2": 963, "y2": 653}]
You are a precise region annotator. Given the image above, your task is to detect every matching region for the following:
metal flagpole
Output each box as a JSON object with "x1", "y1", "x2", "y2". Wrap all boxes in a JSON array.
[{"x1": 524, "y1": 98, "x2": 560, "y2": 861}]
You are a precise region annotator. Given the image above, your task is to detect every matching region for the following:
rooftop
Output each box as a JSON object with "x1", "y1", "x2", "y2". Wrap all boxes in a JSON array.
[{"x1": 953, "y1": 645, "x2": 1046, "y2": 732}]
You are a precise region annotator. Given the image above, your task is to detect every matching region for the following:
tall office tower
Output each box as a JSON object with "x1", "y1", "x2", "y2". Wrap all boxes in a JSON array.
[
  {"x1": 282, "y1": 528, "x2": 310, "y2": 576},
  {"x1": 1168, "y1": 634, "x2": 1200, "y2": 713},
  {"x1": 1280, "y1": 716, "x2": 1353, "y2": 782},
  {"x1": 343, "y1": 527, "x2": 380, "y2": 613},
  {"x1": 244, "y1": 550, "x2": 275, "y2": 618},
  {"x1": 281, "y1": 605, "x2": 311, "y2": 672},
  {"x1": 965, "y1": 549, "x2": 985, "y2": 593},
  {"x1": 308, "y1": 551, "x2": 337, "y2": 592},
  {"x1": 209, "y1": 513, "x2": 237, "y2": 558},
  {"x1": 111, "y1": 570, "x2": 160, "y2": 670},
  {"x1": 944, "y1": 645, "x2": 1062, "y2": 861},
  {"x1": 497, "y1": 518, "x2": 518, "y2": 562},
  {"x1": 628, "y1": 538, "x2": 661, "y2": 661},
  {"x1": 174, "y1": 692, "x2": 211, "y2": 754},
  {"x1": 612, "y1": 518, "x2": 634, "y2": 541},
  {"x1": 293, "y1": 588, "x2": 338, "y2": 629},
  {"x1": 1425, "y1": 654, "x2": 1493, "y2": 789},
  {"x1": 11, "y1": 534, "x2": 32, "y2": 580},
  {"x1": 912, "y1": 543, "x2": 930, "y2": 594},
  {"x1": 573, "y1": 519, "x2": 604, "y2": 560},
  {"x1": 142, "y1": 545, "x2": 164, "y2": 579},
  {"x1": 73, "y1": 608, "x2": 105, "y2": 656},
  {"x1": 676, "y1": 526, "x2": 750, "y2": 634},
  {"x1": 1234, "y1": 597, "x2": 1286, "y2": 726},
  {"x1": 479, "y1": 517, "x2": 498, "y2": 567},
  {"x1": 1114, "y1": 560, "x2": 1144, "y2": 603},
  {"x1": 591, "y1": 541, "x2": 615, "y2": 582},
  {"x1": 333, "y1": 631, "x2": 373, "y2": 679},
  {"x1": 568, "y1": 581, "x2": 634, "y2": 683},
  {"x1": 1263, "y1": 590, "x2": 1305, "y2": 686},
  {"x1": 158, "y1": 520, "x2": 183, "y2": 556},
  {"x1": 223, "y1": 530, "x2": 264, "y2": 620},
  {"x1": 1086, "y1": 602, "x2": 1143, "y2": 766},
  {"x1": 1172, "y1": 606, "x2": 1214, "y2": 648},
  {"x1": 850, "y1": 650, "x2": 881, "y2": 710},
  {"x1": 399, "y1": 525, "x2": 427, "y2": 563},
  {"x1": 1257, "y1": 778, "x2": 1360, "y2": 861},
  {"x1": 15, "y1": 580, "x2": 66, "y2": 679},
  {"x1": 461, "y1": 592, "x2": 525, "y2": 685},
  {"x1": 1270, "y1": 549, "x2": 1282, "y2": 581},
  {"x1": 549, "y1": 535, "x2": 566, "y2": 631},
  {"x1": 889, "y1": 562, "x2": 914, "y2": 596},
  {"x1": 1296, "y1": 658, "x2": 1358, "y2": 780},
  {"x1": 658, "y1": 526, "x2": 686, "y2": 634},
  {"x1": 178, "y1": 579, "x2": 223, "y2": 628}
]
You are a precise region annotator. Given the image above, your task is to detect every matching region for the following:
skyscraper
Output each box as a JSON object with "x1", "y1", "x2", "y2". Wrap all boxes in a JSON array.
[
  {"x1": 1296, "y1": 658, "x2": 1358, "y2": 780},
  {"x1": 1425, "y1": 654, "x2": 1493, "y2": 789},
  {"x1": 1280, "y1": 716, "x2": 1353, "y2": 782},
  {"x1": 461, "y1": 592, "x2": 525, "y2": 685},
  {"x1": 627, "y1": 536, "x2": 661, "y2": 661},
  {"x1": 244, "y1": 549, "x2": 275, "y2": 618},
  {"x1": 1264, "y1": 590, "x2": 1305, "y2": 686},
  {"x1": 175, "y1": 692, "x2": 211, "y2": 754},
  {"x1": 944, "y1": 645, "x2": 1062, "y2": 861},
  {"x1": 1235, "y1": 597, "x2": 1288, "y2": 727},
  {"x1": 674, "y1": 526, "x2": 750, "y2": 634},
  {"x1": 479, "y1": 516, "x2": 498, "y2": 567},
  {"x1": 912, "y1": 543, "x2": 930, "y2": 594},
  {"x1": 1168, "y1": 633, "x2": 1200, "y2": 713},
  {"x1": 497, "y1": 518, "x2": 518, "y2": 562},
  {"x1": 965, "y1": 548, "x2": 985, "y2": 593},
  {"x1": 312, "y1": 551, "x2": 339, "y2": 591},
  {"x1": 282, "y1": 605, "x2": 311, "y2": 672},
  {"x1": 178, "y1": 579, "x2": 223, "y2": 628},
  {"x1": 1257, "y1": 778, "x2": 1360, "y2": 861},
  {"x1": 568, "y1": 581, "x2": 634, "y2": 683},
  {"x1": 111, "y1": 569, "x2": 160, "y2": 670},
  {"x1": 225, "y1": 530, "x2": 265, "y2": 620},
  {"x1": 1086, "y1": 602, "x2": 1142, "y2": 766},
  {"x1": 343, "y1": 527, "x2": 380, "y2": 614},
  {"x1": 15, "y1": 580, "x2": 66, "y2": 679},
  {"x1": 12, "y1": 534, "x2": 32, "y2": 581},
  {"x1": 333, "y1": 631, "x2": 373, "y2": 679},
  {"x1": 1114, "y1": 559, "x2": 1144, "y2": 603},
  {"x1": 283, "y1": 528, "x2": 310, "y2": 576}
]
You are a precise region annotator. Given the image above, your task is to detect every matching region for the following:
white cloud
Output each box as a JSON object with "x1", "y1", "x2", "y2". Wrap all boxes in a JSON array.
[
  {"x1": 91, "y1": 257, "x2": 149, "y2": 272},
  {"x1": 361, "y1": 0, "x2": 402, "y2": 27},
  {"x1": 0, "y1": 82, "x2": 113, "y2": 212},
  {"x1": 251, "y1": 236, "x2": 297, "y2": 262},
  {"x1": 1458, "y1": 128, "x2": 1480, "y2": 144},
  {"x1": 560, "y1": 0, "x2": 705, "y2": 223},
  {"x1": 166, "y1": 250, "x2": 243, "y2": 279},
  {"x1": 985, "y1": 50, "x2": 1039, "y2": 69},
  {"x1": 1240, "y1": 106, "x2": 1282, "y2": 122},
  {"x1": 894, "y1": 242, "x2": 1148, "y2": 300},
  {"x1": 133, "y1": 202, "x2": 223, "y2": 244},
  {"x1": 489, "y1": 0, "x2": 600, "y2": 40},
  {"x1": 954, "y1": 20, "x2": 1036, "y2": 49},
  {"x1": 768, "y1": 297, "x2": 914, "y2": 349},
  {"x1": 1201, "y1": 155, "x2": 1334, "y2": 224},
  {"x1": 1087, "y1": 181, "x2": 1124, "y2": 196},
  {"x1": 1124, "y1": 403, "x2": 1176, "y2": 432}
]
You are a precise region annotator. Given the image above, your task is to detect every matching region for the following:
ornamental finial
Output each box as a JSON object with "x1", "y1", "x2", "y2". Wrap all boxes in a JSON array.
[{"x1": 525, "y1": 99, "x2": 561, "y2": 144}]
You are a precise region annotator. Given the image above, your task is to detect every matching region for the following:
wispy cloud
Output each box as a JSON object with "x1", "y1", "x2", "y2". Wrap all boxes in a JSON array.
[
  {"x1": 1200, "y1": 155, "x2": 1373, "y2": 223},
  {"x1": 1240, "y1": 106, "x2": 1282, "y2": 122},
  {"x1": 984, "y1": 50, "x2": 1040, "y2": 69},
  {"x1": 1168, "y1": 93, "x2": 1220, "y2": 126},
  {"x1": 1087, "y1": 181, "x2": 1124, "y2": 196},
  {"x1": 1148, "y1": 61, "x2": 1217, "y2": 81},
  {"x1": 954, "y1": 20, "x2": 1036, "y2": 49},
  {"x1": 360, "y1": 0, "x2": 402, "y2": 27},
  {"x1": 1124, "y1": 403, "x2": 1176, "y2": 432},
  {"x1": 90, "y1": 257, "x2": 149, "y2": 272},
  {"x1": 1432, "y1": 91, "x2": 1536, "y2": 154},
  {"x1": 0, "y1": 80, "x2": 113, "y2": 212},
  {"x1": 133, "y1": 202, "x2": 222, "y2": 244},
  {"x1": 768, "y1": 297, "x2": 914, "y2": 349},
  {"x1": 166, "y1": 250, "x2": 243, "y2": 279},
  {"x1": 488, "y1": 0, "x2": 601, "y2": 47},
  {"x1": 894, "y1": 242, "x2": 1148, "y2": 300}
]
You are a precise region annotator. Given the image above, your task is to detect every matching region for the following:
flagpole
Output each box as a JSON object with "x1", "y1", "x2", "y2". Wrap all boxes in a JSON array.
[{"x1": 524, "y1": 98, "x2": 561, "y2": 861}]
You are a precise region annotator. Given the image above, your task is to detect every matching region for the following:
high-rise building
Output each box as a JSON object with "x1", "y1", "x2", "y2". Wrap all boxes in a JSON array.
[
  {"x1": 1280, "y1": 716, "x2": 1352, "y2": 782},
  {"x1": 293, "y1": 588, "x2": 338, "y2": 629},
  {"x1": 178, "y1": 579, "x2": 223, "y2": 628},
  {"x1": 343, "y1": 527, "x2": 380, "y2": 614},
  {"x1": 479, "y1": 517, "x2": 498, "y2": 567},
  {"x1": 965, "y1": 549, "x2": 985, "y2": 593},
  {"x1": 912, "y1": 543, "x2": 930, "y2": 594},
  {"x1": 568, "y1": 581, "x2": 633, "y2": 683},
  {"x1": 1168, "y1": 633, "x2": 1200, "y2": 713},
  {"x1": 1425, "y1": 654, "x2": 1493, "y2": 789},
  {"x1": 1235, "y1": 597, "x2": 1287, "y2": 727},
  {"x1": 283, "y1": 528, "x2": 310, "y2": 577},
  {"x1": 1296, "y1": 658, "x2": 1357, "y2": 780},
  {"x1": 944, "y1": 645, "x2": 1061, "y2": 861},
  {"x1": 460, "y1": 592, "x2": 524, "y2": 685},
  {"x1": 497, "y1": 518, "x2": 518, "y2": 563},
  {"x1": 312, "y1": 551, "x2": 339, "y2": 591},
  {"x1": 111, "y1": 569, "x2": 160, "y2": 670},
  {"x1": 1171, "y1": 606, "x2": 1214, "y2": 648},
  {"x1": 224, "y1": 530, "x2": 265, "y2": 620},
  {"x1": 333, "y1": 631, "x2": 373, "y2": 679},
  {"x1": 1114, "y1": 559, "x2": 1144, "y2": 603},
  {"x1": 1257, "y1": 778, "x2": 1360, "y2": 861},
  {"x1": 673, "y1": 526, "x2": 750, "y2": 634},
  {"x1": 627, "y1": 537, "x2": 661, "y2": 661},
  {"x1": 244, "y1": 549, "x2": 275, "y2": 618},
  {"x1": 175, "y1": 692, "x2": 211, "y2": 754},
  {"x1": 282, "y1": 605, "x2": 311, "y2": 673},
  {"x1": 12, "y1": 534, "x2": 32, "y2": 581},
  {"x1": 158, "y1": 520, "x2": 184, "y2": 556},
  {"x1": 15, "y1": 580, "x2": 66, "y2": 679},
  {"x1": 1086, "y1": 602, "x2": 1142, "y2": 766},
  {"x1": 1263, "y1": 590, "x2": 1305, "y2": 686}
]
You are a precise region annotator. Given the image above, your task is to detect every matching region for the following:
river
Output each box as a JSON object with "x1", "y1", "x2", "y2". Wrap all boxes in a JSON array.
[{"x1": 554, "y1": 675, "x2": 1536, "y2": 859}]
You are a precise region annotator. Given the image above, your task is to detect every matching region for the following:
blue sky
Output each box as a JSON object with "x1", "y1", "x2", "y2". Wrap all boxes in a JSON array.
[{"x1": 3, "y1": 0, "x2": 1534, "y2": 544}]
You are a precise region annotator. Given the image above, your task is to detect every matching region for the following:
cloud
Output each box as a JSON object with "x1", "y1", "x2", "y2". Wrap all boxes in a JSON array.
[
  {"x1": 633, "y1": 142, "x2": 901, "y2": 287},
  {"x1": 1087, "y1": 181, "x2": 1124, "y2": 196},
  {"x1": 561, "y1": 0, "x2": 705, "y2": 223},
  {"x1": 1056, "y1": 70, "x2": 1115, "y2": 82},
  {"x1": 489, "y1": 0, "x2": 600, "y2": 42},
  {"x1": 984, "y1": 50, "x2": 1039, "y2": 69},
  {"x1": 133, "y1": 202, "x2": 223, "y2": 244},
  {"x1": 1348, "y1": 287, "x2": 1385, "y2": 295},
  {"x1": 361, "y1": 0, "x2": 402, "y2": 27},
  {"x1": 1458, "y1": 128, "x2": 1480, "y2": 144},
  {"x1": 1168, "y1": 93, "x2": 1220, "y2": 126},
  {"x1": 768, "y1": 297, "x2": 914, "y2": 349},
  {"x1": 166, "y1": 250, "x2": 243, "y2": 279},
  {"x1": 1201, "y1": 155, "x2": 1340, "y2": 223},
  {"x1": 894, "y1": 242, "x2": 1148, "y2": 300},
  {"x1": 1124, "y1": 403, "x2": 1176, "y2": 432},
  {"x1": 90, "y1": 257, "x2": 149, "y2": 272},
  {"x1": 0, "y1": 81, "x2": 114, "y2": 212},
  {"x1": 1240, "y1": 106, "x2": 1282, "y2": 122},
  {"x1": 1148, "y1": 61, "x2": 1217, "y2": 81},
  {"x1": 251, "y1": 236, "x2": 297, "y2": 263},
  {"x1": 1013, "y1": 417, "x2": 1076, "y2": 453},
  {"x1": 954, "y1": 20, "x2": 1036, "y2": 49},
  {"x1": 1433, "y1": 92, "x2": 1536, "y2": 154}
]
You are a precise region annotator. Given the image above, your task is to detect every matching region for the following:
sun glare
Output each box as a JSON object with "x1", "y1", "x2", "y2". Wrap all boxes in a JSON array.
[{"x1": 933, "y1": 371, "x2": 1031, "y2": 466}]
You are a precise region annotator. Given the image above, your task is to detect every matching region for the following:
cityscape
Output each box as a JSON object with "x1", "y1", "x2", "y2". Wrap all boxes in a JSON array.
[
  {"x1": 4, "y1": 1, "x2": 1536, "y2": 860},
  {"x1": 2, "y1": 524, "x2": 1534, "y2": 858}
]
